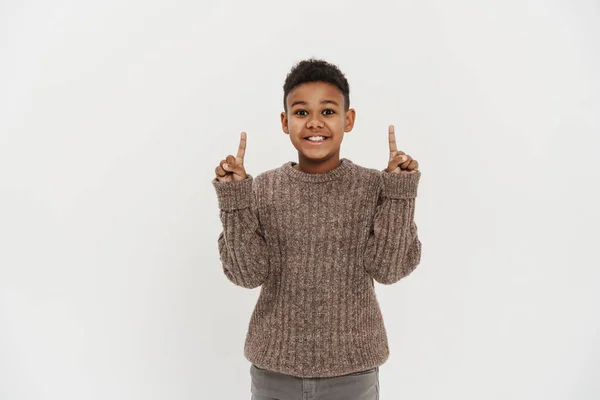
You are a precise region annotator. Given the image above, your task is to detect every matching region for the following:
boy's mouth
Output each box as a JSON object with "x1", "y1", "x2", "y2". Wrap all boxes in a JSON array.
[{"x1": 304, "y1": 135, "x2": 329, "y2": 144}]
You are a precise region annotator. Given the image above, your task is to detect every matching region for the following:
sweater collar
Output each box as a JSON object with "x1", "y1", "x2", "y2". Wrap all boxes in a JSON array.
[{"x1": 282, "y1": 158, "x2": 354, "y2": 183}]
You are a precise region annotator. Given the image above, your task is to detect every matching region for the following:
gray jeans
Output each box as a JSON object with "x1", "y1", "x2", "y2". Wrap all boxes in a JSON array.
[{"x1": 250, "y1": 364, "x2": 380, "y2": 400}]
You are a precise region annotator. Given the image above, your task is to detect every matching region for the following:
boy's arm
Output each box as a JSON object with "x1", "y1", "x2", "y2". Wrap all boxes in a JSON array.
[
  {"x1": 213, "y1": 176, "x2": 269, "y2": 289},
  {"x1": 363, "y1": 171, "x2": 422, "y2": 285}
]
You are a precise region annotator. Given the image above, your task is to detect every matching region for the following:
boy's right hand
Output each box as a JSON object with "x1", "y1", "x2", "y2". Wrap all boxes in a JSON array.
[{"x1": 215, "y1": 132, "x2": 248, "y2": 182}]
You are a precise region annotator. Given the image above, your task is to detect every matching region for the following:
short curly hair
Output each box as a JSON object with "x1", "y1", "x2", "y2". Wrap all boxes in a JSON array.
[{"x1": 283, "y1": 58, "x2": 350, "y2": 112}]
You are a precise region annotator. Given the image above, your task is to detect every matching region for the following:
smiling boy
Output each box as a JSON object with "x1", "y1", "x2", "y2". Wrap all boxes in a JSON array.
[{"x1": 213, "y1": 59, "x2": 421, "y2": 399}]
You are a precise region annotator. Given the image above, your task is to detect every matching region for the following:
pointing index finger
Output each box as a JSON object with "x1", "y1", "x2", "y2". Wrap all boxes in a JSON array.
[
  {"x1": 237, "y1": 131, "x2": 247, "y2": 160},
  {"x1": 388, "y1": 125, "x2": 397, "y2": 157}
]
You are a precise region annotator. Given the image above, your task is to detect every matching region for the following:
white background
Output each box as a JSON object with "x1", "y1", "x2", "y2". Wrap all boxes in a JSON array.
[{"x1": 1, "y1": 0, "x2": 599, "y2": 399}]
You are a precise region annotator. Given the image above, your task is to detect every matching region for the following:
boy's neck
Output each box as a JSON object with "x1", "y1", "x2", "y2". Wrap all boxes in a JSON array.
[{"x1": 293, "y1": 153, "x2": 342, "y2": 175}]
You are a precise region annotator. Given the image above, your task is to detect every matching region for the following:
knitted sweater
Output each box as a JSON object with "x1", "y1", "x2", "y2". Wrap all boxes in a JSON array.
[{"x1": 212, "y1": 158, "x2": 422, "y2": 378}]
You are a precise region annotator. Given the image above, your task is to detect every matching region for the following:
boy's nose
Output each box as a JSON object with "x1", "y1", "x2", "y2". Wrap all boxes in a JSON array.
[{"x1": 306, "y1": 118, "x2": 324, "y2": 129}]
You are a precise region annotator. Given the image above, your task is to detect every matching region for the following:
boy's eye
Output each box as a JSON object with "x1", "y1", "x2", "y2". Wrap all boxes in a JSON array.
[{"x1": 293, "y1": 109, "x2": 335, "y2": 116}]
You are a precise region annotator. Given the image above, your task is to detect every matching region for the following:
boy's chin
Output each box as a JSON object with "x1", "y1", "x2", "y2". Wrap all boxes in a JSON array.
[{"x1": 297, "y1": 149, "x2": 340, "y2": 162}]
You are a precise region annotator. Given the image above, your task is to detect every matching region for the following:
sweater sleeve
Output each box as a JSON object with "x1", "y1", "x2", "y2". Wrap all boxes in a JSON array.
[
  {"x1": 363, "y1": 171, "x2": 422, "y2": 285},
  {"x1": 212, "y1": 175, "x2": 269, "y2": 289}
]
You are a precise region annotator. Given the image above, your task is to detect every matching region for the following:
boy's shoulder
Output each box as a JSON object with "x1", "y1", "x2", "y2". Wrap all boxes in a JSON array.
[
  {"x1": 347, "y1": 161, "x2": 386, "y2": 191},
  {"x1": 253, "y1": 163, "x2": 285, "y2": 183},
  {"x1": 350, "y1": 160, "x2": 384, "y2": 177}
]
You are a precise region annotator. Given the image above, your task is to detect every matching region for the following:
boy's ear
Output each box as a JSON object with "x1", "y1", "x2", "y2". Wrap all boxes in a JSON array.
[
  {"x1": 280, "y1": 111, "x2": 289, "y2": 134},
  {"x1": 344, "y1": 108, "x2": 356, "y2": 133}
]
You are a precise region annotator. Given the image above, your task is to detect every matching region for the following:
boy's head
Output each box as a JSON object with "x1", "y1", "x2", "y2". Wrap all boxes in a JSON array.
[
  {"x1": 281, "y1": 59, "x2": 356, "y2": 165},
  {"x1": 282, "y1": 59, "x2": 351, "y2": 112}
]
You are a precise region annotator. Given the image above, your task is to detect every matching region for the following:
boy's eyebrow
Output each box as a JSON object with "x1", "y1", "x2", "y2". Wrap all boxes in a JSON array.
[
  {"x1": 290, "y1": 99, "x2": 339, "y2": 108},
  {"x1": 290, "y1": 100, "x2": 307, "y2": 108}
]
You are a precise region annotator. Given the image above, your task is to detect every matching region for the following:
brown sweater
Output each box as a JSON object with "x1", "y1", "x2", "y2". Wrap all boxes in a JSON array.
[{"x1": 212, "y1": 158, "x2": 422, "y2": 378}]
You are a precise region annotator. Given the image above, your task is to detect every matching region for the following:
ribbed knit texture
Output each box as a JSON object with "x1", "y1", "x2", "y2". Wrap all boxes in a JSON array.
[{"x1": 212, "y1": 158, "x2": 421, "y2": 378}]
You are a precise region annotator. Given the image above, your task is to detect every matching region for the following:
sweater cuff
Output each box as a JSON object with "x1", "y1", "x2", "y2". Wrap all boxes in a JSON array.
[
  {"x1": 381, "y1": 170, "x2": 421, "y2": 199},
  {"x1": 212, "y1": 175, "x2": 253, "y2": 210}
]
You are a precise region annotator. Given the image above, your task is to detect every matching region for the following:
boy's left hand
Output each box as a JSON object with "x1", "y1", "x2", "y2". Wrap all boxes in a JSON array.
[{"x1": 385, "y1": 125, "x2": 419, "y2": 174}]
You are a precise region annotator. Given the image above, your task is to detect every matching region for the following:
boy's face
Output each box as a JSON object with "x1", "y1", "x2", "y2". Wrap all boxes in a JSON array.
[{"x1": 281, "y1": 81, "x2": 355, "y2": 163}]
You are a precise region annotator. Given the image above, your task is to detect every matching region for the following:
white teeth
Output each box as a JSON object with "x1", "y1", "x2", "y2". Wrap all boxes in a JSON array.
[{"x1": 307, "y1": 136, "x2": 326, "y2": 141}]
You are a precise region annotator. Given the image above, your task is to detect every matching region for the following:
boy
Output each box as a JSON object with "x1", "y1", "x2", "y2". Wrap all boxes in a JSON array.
[{"x1": 213, "y1": 59, "x2": 421, "y2": 400}]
